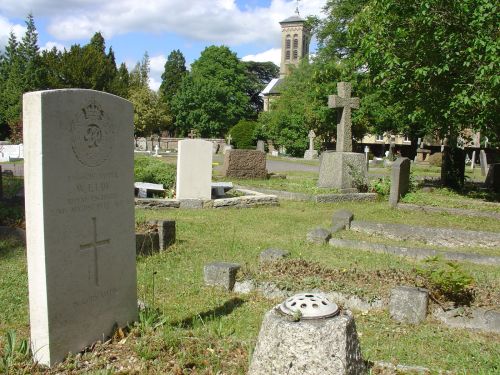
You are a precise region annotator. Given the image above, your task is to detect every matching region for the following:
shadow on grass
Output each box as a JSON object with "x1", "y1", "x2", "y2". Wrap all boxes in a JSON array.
[{"x1": 176, "y1": 297, "x2": 245, "y2": 329}]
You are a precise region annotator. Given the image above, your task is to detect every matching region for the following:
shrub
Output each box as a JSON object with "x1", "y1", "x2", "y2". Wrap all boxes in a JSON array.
[
  {"x1": 370, "y1": 177, "x2": 391, "y2": 196},
  {"x1": 134, "y1": 157, "x2": 176, "y2": 191},
  {"x1": 428, "y1": 152, "x2": 443, "y2": 167},
  {"x1": 229, "y1": 120, "x2": 257, "y2": 149},
  {"x1": 417, "y1": 256, "x2": 474, "y2": 304}
]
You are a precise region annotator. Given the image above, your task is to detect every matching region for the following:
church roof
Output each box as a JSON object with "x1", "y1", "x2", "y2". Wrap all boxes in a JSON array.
[
  {"x1": 260, "y1": 78, "x2": 284, "y2": 96},
  {"x1": 280, "y1": 14, "x2": 305, "y2": 24}
]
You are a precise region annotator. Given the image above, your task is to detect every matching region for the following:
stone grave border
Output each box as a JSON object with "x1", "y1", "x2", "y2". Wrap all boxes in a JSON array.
[
  {"x1": 135, "y1": 188, "x2": 278, "y2": 210},
  {"x1": 397, "y1": 203, "x2": 500, "y2": 220},
  {"x1": 234, "y1": 185, "x2": 377, "y2": 203}
]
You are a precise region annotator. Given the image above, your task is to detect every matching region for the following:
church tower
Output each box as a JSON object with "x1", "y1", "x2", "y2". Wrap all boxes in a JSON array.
[
  {"x1": 279, "y1": 7, "x2": 311, "y2": 78},
  {"x1": 261, "y1": 3, "x2": 312, "y2": 111}
]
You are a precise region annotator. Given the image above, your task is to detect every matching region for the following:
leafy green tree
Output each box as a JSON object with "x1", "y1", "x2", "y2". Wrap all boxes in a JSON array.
[
  {"x1": 229, "y1": 119, "x2": 258, "y2": 149},
  {"x1": 242, "y1": 61, "x2": 279, "y2": 115},
  {"x1": 348, "y1": 0, "x2": 499, "y2": 187},
  {"x1": 129, "y1": 86, "x2": 172, "y2": 136},
  {"x1": 171, "y1": 45, "x2": 252, "y2": 137},
  {"x1": 159, "y1": 49, "x2": 187, "y2": 103}
]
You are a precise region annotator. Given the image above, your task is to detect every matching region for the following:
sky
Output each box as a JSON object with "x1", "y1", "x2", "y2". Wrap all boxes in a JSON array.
[{"x1": 0, "y1": 0, "x2": 327, "y2": 90}]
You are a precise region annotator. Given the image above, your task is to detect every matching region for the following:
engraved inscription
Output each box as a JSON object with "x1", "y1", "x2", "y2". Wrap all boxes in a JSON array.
[
  {"x1": 72, "y1": 101, "x2": 114, "y2": 167},
  {"x1": 80, "y1": 217, "x2": 111, "y2": 286}
]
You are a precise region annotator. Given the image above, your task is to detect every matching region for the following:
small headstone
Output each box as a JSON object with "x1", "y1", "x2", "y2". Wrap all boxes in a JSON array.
[
  {"x1": 149, "y1": 220, "x2": 176, "y2": 251},
  {"x1": 259, "y1": 248, "x2": 290, "y2": 263},
  {"x1": 306, "y1": 227, "x2": 331, "y2": 244},
  {"x1": 332, "y1": 209, "x2": 354, "y2": 230},
  {"x1": 176, "y1": 139, "x2": 213, "y2": 199},
  {"x1": 204, "y1": 262, "x2": 241, "y2": 291},
  {"x1": 470, "y1": 150, "x2": 476, "y2": 170},
  {"x1": 485, "y1": 163, "x2": 500, "y2": 193},
  {"x1": 23, "y1": 89, "x2": 137, "y2": 366},
  {"x1": 271, "y1": 150, "x2": 279, "y2": 157},
  {"x1": 389, "y1": 157, "x2": 411, "y2": 207},
  {"x1": 249, "y1": 295, "x2": 365, "y2": 375},
  {"x1": 221, "y1": 149, "x2": 268, "y2": 179},
  {"x1": 480, "y1": 150, "x2": 488, "y2": 176},
  {"x1": 136, "y1": 232, "x2": 159, "y2": 256},
  {"x1": 389, "y1": 286, "x2": 428, "y2": 324},
  {"x1": 256, "y1": 140, "x2": 265, "y2": 152}
]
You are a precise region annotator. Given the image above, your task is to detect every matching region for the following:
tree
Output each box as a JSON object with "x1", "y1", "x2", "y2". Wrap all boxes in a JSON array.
[
  {"x1": 129, "y1": 86, "x2": 172, "y2": 136},
  {"x1": 171, "y1": 45, "x2": 252, "y2": 137},
  {"x1": 159, "y1": 49, "x2": 187, "y2": 103},
  {"x1": 348, "y1": 0, "x2": 499, "y2": 187},
  {"x1": 0, "y1": 32, "x2": 24, "y2": 140},
  {"x1": 242, "y1": 61, "x2": 279, "y2": 115},
  {"x1": 129, "y1": 52, "x2": 150, "y2": 90},
  {"x1": 110, "y1": 62, "x2": 130, "y2": 98},
  {"x1": 19, "y1": 13, "x2": 43, "y2": 91},
  {"x1": 58, "y1": 32, "x2": 117, "y2": 91}
]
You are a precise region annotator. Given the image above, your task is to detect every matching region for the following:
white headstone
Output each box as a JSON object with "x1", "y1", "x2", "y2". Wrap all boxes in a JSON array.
[
  {"x1": 23, "y1": 89, "x2": 137, "y2": 366},
  {"x1": 176, "y1": 139, "x2": 213, "y2": 199}
]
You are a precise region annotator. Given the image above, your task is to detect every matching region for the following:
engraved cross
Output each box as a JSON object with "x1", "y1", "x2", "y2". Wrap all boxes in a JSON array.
[
  {"x1": 328, "y1": 82, "x2": 360, "y2": 152},
  {"x1": 80, "y1": 217, "x2": 110, "y2": 286}
]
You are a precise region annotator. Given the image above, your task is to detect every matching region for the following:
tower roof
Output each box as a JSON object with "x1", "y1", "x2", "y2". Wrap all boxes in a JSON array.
[{"x1": 280, "y1": 14, "x2": 305, "y2": 24}]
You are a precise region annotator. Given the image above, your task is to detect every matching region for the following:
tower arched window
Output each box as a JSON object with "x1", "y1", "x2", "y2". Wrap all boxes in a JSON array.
[
  {"x1": 293, "y1": 34, "x2": 299, "y2": 49},
  {"x1": 285, "y1": 34, "x2": 291, "y2": 50},
  {"x1": 293, "y1": 49, "x2": 298, "y2": 59},
  {"x1": 286, "y1": 50, "x2": 291, "y2": 60}
]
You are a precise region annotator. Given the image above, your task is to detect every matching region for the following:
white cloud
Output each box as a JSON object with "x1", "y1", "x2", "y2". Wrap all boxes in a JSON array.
[
  {"x1": 41, "y1": 41, "x2": 65, "y2": 51},
  {"x1": 242, "y1": 48, "x2": 281, "y2": 66},
  {"x1": 149, "y1": 54, "x2": 167, "y2": 91},
  {"x1": 149, "y1": 77, "x2": 161, "y2": 91},
  {"x1": 149, "y1": 54, "x2": 167, "y2": 75},
  {"x1": 0, "y1": 0, "x2": 326, "y2": 46},
  {"x1": 0, "y1": 15, "x2": 26, "y2": 51}
]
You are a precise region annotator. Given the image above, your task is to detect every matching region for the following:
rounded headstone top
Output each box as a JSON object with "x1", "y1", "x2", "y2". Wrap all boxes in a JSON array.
[{"x1": 278, "y1": 293, "x2": 339, "y2": 320}]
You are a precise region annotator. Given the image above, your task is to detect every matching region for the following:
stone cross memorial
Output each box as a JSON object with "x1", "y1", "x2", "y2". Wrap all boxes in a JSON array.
[
  {"x1": 176, "y1": 139, "x2": 213, "y2": 200},
  {"x1": 23, "y1": 89, "x2": 137, "y2": 366},
  {"x1": 328, "y1": 82, "x2": 360, "y2": 153},
  {"x1": 318, "y1": 82, "x2": 367, "y2": 190},
  {"x1": 303, "y1": 130, "x2": 318, "y2": 160}
]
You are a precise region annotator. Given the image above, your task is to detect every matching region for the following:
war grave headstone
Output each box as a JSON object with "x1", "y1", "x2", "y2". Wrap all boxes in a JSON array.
[
  {"x1": 23, "y1": 89, "x2": 137, "y2": 366},
  {"x1": 222, "y1": 149, "x2": 268, "y2": 178},
  {"x1": 303, "y1": 129, "x2": 318, "y2": 160},
  {"x1": 176, "y1": 139, "x2": 213, "y2": 200},
  {"x1": 318, "y1": 82, "x2": 367, "y2": 190},
  {"x1": 389, "y1": 157, "x2": 411, "y2": 207}
]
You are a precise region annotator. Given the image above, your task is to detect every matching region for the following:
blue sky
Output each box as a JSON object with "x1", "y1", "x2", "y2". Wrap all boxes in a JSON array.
[{"x1": 0, "y1": 0, "x2": 326, "y2": 90}]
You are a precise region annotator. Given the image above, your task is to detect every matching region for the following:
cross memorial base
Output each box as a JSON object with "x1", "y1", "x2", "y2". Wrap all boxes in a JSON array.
[
  {"x1": 303, "y1": 149, "x2": 318, "y2": 160},
  {"x1": 318, "y1": 151, "x2": 367, "y2": 190}
]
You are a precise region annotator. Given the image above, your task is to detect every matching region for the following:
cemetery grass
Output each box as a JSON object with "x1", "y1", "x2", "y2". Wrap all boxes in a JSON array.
[
  {"x1": 215, "y1": 171, "x2": 341, "y2": 194},
  {"x1": 1, "y1": 200, "x2": 499, "y2": 373}
]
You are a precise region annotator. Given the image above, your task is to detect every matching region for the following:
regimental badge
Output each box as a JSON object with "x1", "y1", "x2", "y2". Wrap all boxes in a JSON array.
[{"x1": 71, "y1": 100, "x2": 114, "y2": 167}]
